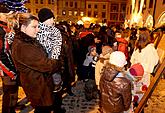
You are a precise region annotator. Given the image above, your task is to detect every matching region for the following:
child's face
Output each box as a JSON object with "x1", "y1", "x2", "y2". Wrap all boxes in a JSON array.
[
  {"x1": 134, "y1": 76, "x2": 142, "y2": 82},
  {"x1": 90, "y1": 49, "x2": 97, "y2": 56}
]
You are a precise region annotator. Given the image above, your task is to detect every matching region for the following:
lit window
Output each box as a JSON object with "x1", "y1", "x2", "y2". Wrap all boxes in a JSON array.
[
  {"x1": 62, "y1": 10, "x2": 66, "y2": 15},
  {"x1": 69, "y1": 11, "x2": 72, "y2": 16},
  {"x1": 94, "y1": 11, "x2": 98, "y2": 18},
  {"x1": 74, "y1": 11, "x2": 78, "y2": 16},
  {"x1": 80, "y1": 12, "x2": 84, "y2": 16}
]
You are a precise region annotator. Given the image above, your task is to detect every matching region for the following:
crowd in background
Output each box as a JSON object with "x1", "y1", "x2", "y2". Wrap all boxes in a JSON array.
[{"x1": 0, "y1": 7, "x2": 161, "y2": 113}]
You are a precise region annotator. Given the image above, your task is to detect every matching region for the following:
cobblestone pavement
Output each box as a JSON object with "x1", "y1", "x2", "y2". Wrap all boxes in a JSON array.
[
  {"x1": 0, "y1": 79, "x2": 100, "y2": 113},
  {"x1": 1, "y1": 78, "x2": 165, "y2": 113}
]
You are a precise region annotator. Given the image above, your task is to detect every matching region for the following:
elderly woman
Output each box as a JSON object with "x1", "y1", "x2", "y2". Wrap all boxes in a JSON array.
[{"x1": 11, "y1": 13, "x2": 61, "y2": 113}]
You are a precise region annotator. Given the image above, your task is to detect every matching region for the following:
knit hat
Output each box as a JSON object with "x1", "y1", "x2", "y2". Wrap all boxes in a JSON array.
[
  {"x1": 129, "y1": 63, "x2": 144, "y2": 77},
  {"x1": 38, "y1": 8, "x2": 54, "y2": 22},
  {"x1": 109, "y1": 51, "x2": 127, "y2": 67},
  {"x1": 88, "y1": 46, "x2": 96, "y2": 53}
]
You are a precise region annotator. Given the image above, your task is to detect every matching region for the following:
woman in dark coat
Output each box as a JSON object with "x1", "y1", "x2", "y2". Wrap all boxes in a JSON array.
[{"x1": 11, "y1": 13, "x2": 61, "y2": 113}]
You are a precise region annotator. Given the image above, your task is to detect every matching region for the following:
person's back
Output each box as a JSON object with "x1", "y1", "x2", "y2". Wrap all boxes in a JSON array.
[{"x1": 99, "y1": 51, "x2": 132, "y2": 113}]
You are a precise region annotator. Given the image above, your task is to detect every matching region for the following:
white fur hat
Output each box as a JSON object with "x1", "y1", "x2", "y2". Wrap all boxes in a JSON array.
[{"x1": 109, "y1": 51, "x2": 127, "y2": 67}]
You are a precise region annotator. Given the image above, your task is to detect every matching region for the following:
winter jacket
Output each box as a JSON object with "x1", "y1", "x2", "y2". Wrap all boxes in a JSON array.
[
  {"x1": 0, "y1": 21, "x2": 17, "y2": 79},
  {"x1": 95, "y1": 53, "x2": 110, "y2": 88},
  {"x1": 12, "y1": 31, "x2": 61, "y2": 107},
  {"x1": 116, "y1": 37, "x2": 129, "y2": 60},
  {"x1": 99, "y1": 63, "x2": 132, "y2": 113},
  {"x1": 37, "y1": 22, "x2": 62, "y2": 59}
]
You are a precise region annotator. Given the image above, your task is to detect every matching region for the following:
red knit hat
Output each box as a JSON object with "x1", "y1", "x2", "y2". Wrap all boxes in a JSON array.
[{"x1": 129, "y1": 63, "x2": 144, "y2": 76}]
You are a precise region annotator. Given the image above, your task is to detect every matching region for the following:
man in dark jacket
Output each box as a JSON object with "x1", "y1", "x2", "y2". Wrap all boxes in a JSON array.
[{"x1": 100, "y1": 51, "x2": 132, "y2": 113}]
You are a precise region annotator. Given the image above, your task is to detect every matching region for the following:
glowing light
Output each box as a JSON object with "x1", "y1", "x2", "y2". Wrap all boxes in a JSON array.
[
  {"x1": 82, "y1": 17, "x2": 91, "y2": 22},
  {"x1": 144, "y1": 15, "x2": 153, "y2": 30},
  {"x1": 129, "y1": 0, "x2": 144, "y2": 27},
  {"x1": 77, "y1": 20, "x2": 83, "y2": 25}
]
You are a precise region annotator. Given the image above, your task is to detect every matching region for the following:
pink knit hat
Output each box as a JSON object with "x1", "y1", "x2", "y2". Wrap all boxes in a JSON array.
[{"x1": 129, "y1": 63, "x2": 144, "y2": 76}]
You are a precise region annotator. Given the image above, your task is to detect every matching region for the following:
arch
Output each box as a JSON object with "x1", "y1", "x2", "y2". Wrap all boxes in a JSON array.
[
  {"x1": 156, "y1": 11, "x2": 165, "y2": 27},
  {"x1": 144, "y1": 14, "x2": 153, "y2": 30}
]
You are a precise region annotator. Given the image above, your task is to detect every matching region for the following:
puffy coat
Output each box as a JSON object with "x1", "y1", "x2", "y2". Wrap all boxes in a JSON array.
[
  {"x1": 12, "y1": 31, "x2": 61, "y2": 107},
  {"x1": 99, "y1": 63, "x2": 132, "y2": 113}
]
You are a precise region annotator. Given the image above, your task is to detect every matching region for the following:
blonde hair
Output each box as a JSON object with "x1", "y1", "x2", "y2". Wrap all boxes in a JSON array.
[{"x1": 6, "y1": 12, "x2": 19, "y2": 31}]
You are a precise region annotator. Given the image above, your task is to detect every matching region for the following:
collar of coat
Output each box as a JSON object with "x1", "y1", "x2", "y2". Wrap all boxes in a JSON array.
[{"x1": 15, "y1": 31, "x2": 37, "y2": 44}]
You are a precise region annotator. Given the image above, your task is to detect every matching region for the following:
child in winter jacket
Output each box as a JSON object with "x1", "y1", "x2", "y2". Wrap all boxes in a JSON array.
[
  {"x1": 100, "y1": 51, "x2": 132, "y2": 113},
  {"x1": 83, "y1": 46, "x2": 98, "y2": 80},
  {"x1": 95, "y1": 45, "x2": 113, "y2": 89}
]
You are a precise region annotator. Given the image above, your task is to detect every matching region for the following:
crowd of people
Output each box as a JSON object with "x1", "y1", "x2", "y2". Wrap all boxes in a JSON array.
[{"x1": 0, "y1": 7, "x2": 160, "y2": 113}]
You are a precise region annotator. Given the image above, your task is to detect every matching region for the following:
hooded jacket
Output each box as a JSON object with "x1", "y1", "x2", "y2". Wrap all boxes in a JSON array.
[{"x1": 99, "y1": 63, "x2": 132, "y2": 113}]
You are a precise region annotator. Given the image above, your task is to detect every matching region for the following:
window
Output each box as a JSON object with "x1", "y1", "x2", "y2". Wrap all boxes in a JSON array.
[
  {"x1": 103, "y1": 5, "x2": 106, "y2": 9},
  {"x1": 94, "y1": 4, "x2": 97, "y2": 9},
  {"x1": 149, "y1": 0, "x2": 153, "y2": 8},
  {"x1": 36, "y1": 9, "x2": 39, "y2": 13},
  {"x1": 62, "y1": 10, "x2": 66, "y2": 15},
  {"x1": 88, "y1": 11, "x2": 91, "y2": 17},
  {"x1": 48, "y1": 0, "x2": 51, "y2": 4},
  {"x1": 27, "y1": 0, "x2": 30, "y2": 3},
  {"x1": 119, "y1": 13, "x2": 125, "y2": 21},
  {"x1": 65, "y1": 2, "x2": 68, "y2": 7},
  {"x1": 111, "y1": 4, "x2": 119, "y2": 12},
  {"x1": 69, "y1": 11, "x2": 72, "y2": 16},
  {"x1": 80, "y1": 12, "x2": 84, "y2": 16},
  {"x1": 28, "y1": 8, "x2": 31, "y2": 13},
  {"x1": 52, "y1": 0, "x2": 55, "y2": 4},
  {"x1": 110, "y1": 13, "x2": 118, "y2": 20},
  {"x1": 88, "y1": 4, "x2": 91, "y2": 8},
  {"x1": 130, "y1": 5, "x2": 132, "y2": 14},
  {"x1": 120, "y1": 4, "x2": 126, "y2": 12},
  {"x1": 94, "y1": 11, "x2": 98, "y2": 18},
  {"x1": 40, "y1": 0, "x2": 43, "y2": 4},
  {"x1": 102, "y1": 12, "x2": 106, "y2": 18},
  {"x1": 75, "y1": 2, "x2": 77, "y2": 8},
  {"x1": 74, "y1": 11, "x2": 78, "y2": 16},
  {"x1": 35, "y1": 0, "x2": 38, "y2": 4},
  {"x1": 163, "y1": 0, "x2": 165, "y2": 4},
  {"x1": 70, "y1": 2, "x2": 73, "y2": 7},
  {"x1": 127, "y1": 7, "x2": 129, "y2": 14}
]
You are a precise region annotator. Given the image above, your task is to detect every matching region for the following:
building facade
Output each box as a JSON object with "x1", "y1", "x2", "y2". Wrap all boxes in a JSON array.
[
  {"x1": 56, "y1": 0, "x2": 86, "y2": 22},
  {"x1": 25, "y1": 0, "x2": 58, "y2": 18},
  {"x1": 86, "y1": 0, "x2": 127, "y2": 25},
  {"x1": 24, "y1": 0, "x2": 127, "y2": 25},
  {"x1": 125, "y1": 0, "x2": 165, "y2": 29}
]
